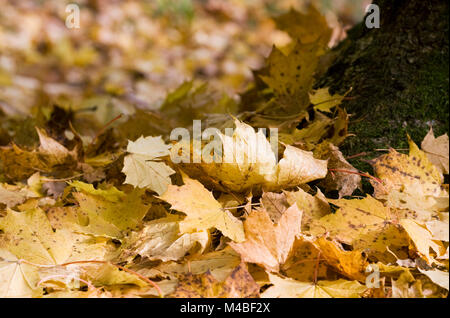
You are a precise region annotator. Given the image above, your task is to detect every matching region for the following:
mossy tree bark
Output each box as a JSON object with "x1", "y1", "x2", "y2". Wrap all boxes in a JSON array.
[{"x1": 318, "y1": 0, "x2": 448, "y2": 169}]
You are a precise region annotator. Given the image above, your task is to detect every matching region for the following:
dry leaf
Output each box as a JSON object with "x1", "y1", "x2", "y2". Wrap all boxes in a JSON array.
[
  {"x1": 229, "y1": 203, "x2": 302, "y2": 272},
  {"x1": 159, "y1": 172, "x2": 245, "y2": 242},
  {"x1": 169, "y1": 263, "x2": 259, "y2": 298},
  {"x1": 122, "y1": 136, "x2": 175, "y2": 195},
  {"x1": 262, "y1": 274, "x2": 366, "y2": 298},
  {"x1": 421, "y1": 127, "x2": 449, "y2": 174},
  {"x1": 122, "y1": 215, "x2": 209, "y2": 262}
]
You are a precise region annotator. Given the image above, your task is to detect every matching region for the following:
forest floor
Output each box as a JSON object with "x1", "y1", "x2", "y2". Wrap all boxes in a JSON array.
[{"x1": 0, "y1": 0, "x2": 448, "y2": 299}]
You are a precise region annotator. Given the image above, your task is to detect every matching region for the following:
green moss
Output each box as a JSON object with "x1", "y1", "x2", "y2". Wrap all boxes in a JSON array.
[
  {"x1": 345, "y1": 52, "x2": 448, "y2": 149},
  {"x1": 341, "y1": 50, "x2": 449, "y2": 192}
]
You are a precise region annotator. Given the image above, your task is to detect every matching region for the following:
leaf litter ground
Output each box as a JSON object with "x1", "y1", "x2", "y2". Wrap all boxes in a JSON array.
[{"x1": 0, "y1": 2, "x2": 448, "y2": 298}]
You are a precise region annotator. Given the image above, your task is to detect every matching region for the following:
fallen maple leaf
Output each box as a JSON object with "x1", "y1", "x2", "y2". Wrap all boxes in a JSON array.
[
  {"x1": 314, "y1": 141, "x2": 361, "y2": 198},
  {"x1": 273, "y1": 5, "x2": 332, "y2": 49},
  {"x1": 142, "y1": 246, "x2": 241, "y2": 282},
  {"x1": 0, "y1": 208, "x2": 75, "y2": 264},
  {"x1": 122, "y1": 215, "x2": 209, "y2": 262},
  {"x1": 262, "y1": 274, "x2": 366, "y2": 298},
  {"x1": 0, "y1": 249, "x2": 39, "y2": 297},
  {"x1": 70, "y1": 181, "x2": 149, "y2": 239},
  {"x1": 122, "y1": 135, "x2": 175, "y2": 195},
  {"x1": 229, "y1": 203, "x2": 302, "y2": 272},
  {"x1": 370, "y1": 135, "x2": 448, "y2": 217},
  {"x1": 309, "y1": 195, "x2": 409, "y2": 263},
  {"x1": 260, "y1": 41, "x2": 321, "y2": 112},
  {"x1": 159, "y1": 172, "x2": 245, "y2": 242},
  {"x1": 0, "y1": 128, "x2": 78, "y2": 180},
  {"x1": 399, "y1": 219, "x2": 446, "y2": 265},
  {"x1": 284, "y1": 187, "x2": 330, "y2": 231},
  {"x1": 421, "y1": 127, "x2": 449, "y2": 174},
  {"x1": 309, "y1": 88, "x2": 344, "y2": 113},
  {"x1": 186, "y1": 119, "x2": 328, "y2": 192},
  {"x1": 169, "y1": 263, "x2": 259, "y2": 298},
  {"x1": 313, "y1": 237, "x2": 368, "y2": 282},
  {"x1": 259, "y1": 191, "x2": 290, "y2": 223}
]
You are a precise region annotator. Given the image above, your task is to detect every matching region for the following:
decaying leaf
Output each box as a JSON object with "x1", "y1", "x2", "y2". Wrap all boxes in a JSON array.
[
  {"x1": 281, "y1": 237, "x2": 329, "y2": 282},
  {"x1": 229, "y1": 203, "x2": 302, "y2": 272},
  {"x1": 143, "y1": 247, "x2": 241, "y2": 282},
  {"x1": 0, "y1": 128, "x2": 78, "y2": 180},
  {"x1": 284, "y1": 187, "x2": 330, "y2": 231},
  {"x1": 370, "y1": 136, "x2": 448, "y2": 216},
  {"x1": 313, "y1": 237, "x2": 368, "y2": 282},
  {"x1": 421, "y1": 127, "x2": 449, "y2": 174},
  {"x1": 314, "y1": 142, "x2": 361, "y2": 198},
  {"x1": 309, "y1": 195, "x2": 409, "y2": 262},
  {"x1": 259, "y1": 191, "x2": 290, "y2": 223},
  {"x1": 260, "y1": 41, "x2": 321, "y2": 112},
  {"x1": 169, "y1": 263, "x2": 259, "y2": 298}
]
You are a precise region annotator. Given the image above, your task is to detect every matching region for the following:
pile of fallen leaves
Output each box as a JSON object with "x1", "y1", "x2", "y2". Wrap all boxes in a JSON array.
[{"x1": 0, "y1": 4, "x2": 448, "y2": 298}]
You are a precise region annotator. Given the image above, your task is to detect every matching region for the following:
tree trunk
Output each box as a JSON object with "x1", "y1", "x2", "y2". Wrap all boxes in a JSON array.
[{"x1": 318, "y1": 0, "x2": 449, "y2": 166}]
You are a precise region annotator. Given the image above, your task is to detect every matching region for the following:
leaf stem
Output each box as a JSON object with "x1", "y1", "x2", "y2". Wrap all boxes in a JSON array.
[
  {"x1": 89, "y1": 113, "x2": 123, "y2": 145},
  {"x1": 314, "y1": 252, "x2": 321, "y2": 285},
  {"x1": 328, "y1": 168, "x2": 383, "y2": 185}
]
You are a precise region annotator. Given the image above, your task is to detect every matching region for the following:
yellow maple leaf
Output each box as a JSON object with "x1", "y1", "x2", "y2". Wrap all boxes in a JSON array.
[
  {"x1": 399, "y1": 219, "x2": 446, "y2": 265},
  {"x1": 273, "y1": 5, "x2": 332, "y2": 49},
  {"x1": 262, "y1": 274, "x2": 366, "y2": 298},
  {"x1": 0, "y1": 208, "x2": 75, "y2": 265},
  {"x1": 0, "y1": 249, "x2": 40, "y2": 297},
  {"x1": 122, "y1": 135, "x2": 175, "y2": 195},
  {"x1": 159, "y1": 172, "x2": 245, "y2": 242},
  {"x1": 313, "y1": 237, "x2": 369, "y2": 282},
  {"x1": 370, "y1": 135, "x2": 448, "y2": 216},
  {"x1": 309, "y1": 195, "x2": 409, "y2": 262},
  {"x1": 184, "y1": 119, "x2": 327, "y2": 193},
  {"x1": 122, "y1": 215, "x2": 209, "y2": 262},
  {"x1": 309, "y1": 88, "x2": 345, "y2": 113},
  {"x1": 281, "y1": 237, "x2": 328, "y2": 282},
  {"x1": 260, "y1": 41, "x2": 321, "y2": 112},
  {"x1": 70, "y1": 181, "x2": 149, "y2": 239}
]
